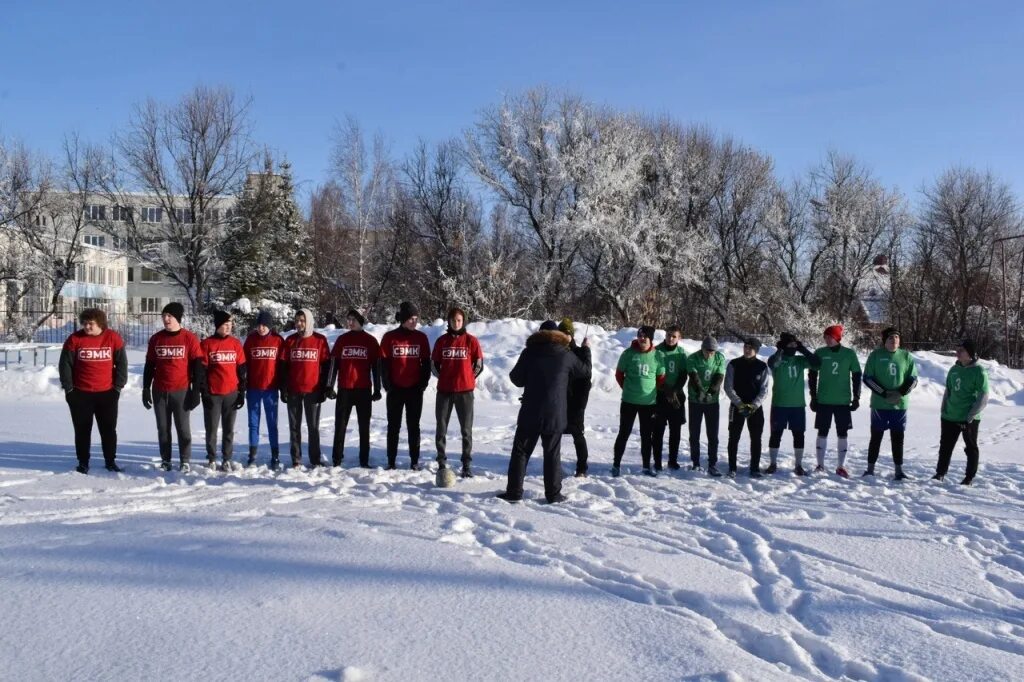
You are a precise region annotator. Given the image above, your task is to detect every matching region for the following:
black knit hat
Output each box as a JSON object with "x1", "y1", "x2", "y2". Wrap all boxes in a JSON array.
[
  {"x1": 882, "y1": 326, "x2": 900, "y2": 343},
  {"x1": 744, "y1": 337, "x2": 762, "y2": 352},
  {"x1": 213, "y1": 310, "x2": 232, "y2": 329},
  {"x1": 539, "y1": 320, "x2": 558, "y2": 331},
  {"x1": 779, "y1": 332, "x2": 797, "y2": 347},
  {"x1": 346, "y1": 308, "x2": 367, "y2": 327},
  {"x1": 256, "y1": 310, "x2": 274, "y2": 328},
  {"x1": 638, "y1": 325, "x2": 656, "y2": 340},
  {"x1": 958, "y1": 339, "x2": 978, "y2": 359},
  {"x1": 162, "y1": 302, "x2": 185, "y2": 324},
  {"x1": 396, "y1": 301, "x2": 419, "y2": 323}
]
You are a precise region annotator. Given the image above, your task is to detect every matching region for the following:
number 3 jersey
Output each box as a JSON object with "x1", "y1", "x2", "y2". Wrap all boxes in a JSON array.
[{"x1": 942, "y1": 361, "x2": 989, "y2": 422}]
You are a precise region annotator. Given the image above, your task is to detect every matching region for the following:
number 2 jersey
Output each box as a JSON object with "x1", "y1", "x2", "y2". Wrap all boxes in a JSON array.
[{"x1": 813, "y1": 345, "x2": 862, "y2": 406}]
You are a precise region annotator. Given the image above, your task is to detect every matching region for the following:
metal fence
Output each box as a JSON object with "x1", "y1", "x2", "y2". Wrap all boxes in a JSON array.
[{"x1": 0, "y1": 311, "x2": 252, "y2": 347}]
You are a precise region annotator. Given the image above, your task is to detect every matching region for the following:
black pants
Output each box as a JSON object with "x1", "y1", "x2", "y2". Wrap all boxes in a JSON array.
[
  {"x1": 565, "y1": 408, "x2": 589, "y2": 474},
  {"x1": 727, "y1": 405, "x2": 764, "y2": 473},
  {"x1": 386, "y1": 386, "x2": 423, "y2": 466},
  {"x1": 769, "y1": 430, "x2": 805, "y2": 449},
  {"x1": 935, "y1": 419, "x2": 980, "y2": 481},
  {"x1": 505, "y1": 427, "x2": 563, "y2": 501},
  {"x1": 436, "y1": 390, "x2": 474, "y2": 466},
  {"x1": 68, "y1": 389, "x2": 119, "y2": 466},
  {"x1": 203, "y1": 392, "x2": 238, "y2": 462},
  {"x1": 867, "y1": 429, "x2": 904, "y2": 469},
  {"x1": 287, "y1": 393, "x2": 322, "y2": 466},
  {"x1": 688, "y1": 402, "x2": 720, "y2": 467},
  {"x1": 652, "y1": 394, "x2": 685, "y2": 468},
  {"x1": 334, "y1": 388, "x2": 372, "y2": 466},
  {"x1": 613, "y1": 402, "x2": 656, "y2": 469},
  {"x1": 154, "y1": 389, "x2": 191, "y2": 464}
]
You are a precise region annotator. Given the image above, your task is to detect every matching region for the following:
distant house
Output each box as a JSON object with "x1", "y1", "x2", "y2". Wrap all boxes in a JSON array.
[{"x1": 851, "y1": 255, "x2": 891, "y2": 331}]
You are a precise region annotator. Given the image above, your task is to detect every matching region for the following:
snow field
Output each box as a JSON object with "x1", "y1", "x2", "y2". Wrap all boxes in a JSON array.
[{"x1": 1, "y1": 320, "x2": 1023, "y2": 680}]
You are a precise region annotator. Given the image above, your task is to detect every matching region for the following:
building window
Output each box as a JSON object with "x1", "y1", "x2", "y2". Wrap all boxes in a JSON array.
[
  {"x1": 112, "y1": 205, "x2": 132, "y2": 222},
  {"x1": 141, "y1": 207, "x2": 162, "y2": 223},
  {"x1": 127, "y1": 267, "x2": 134, "y2": 282},
  {"x1": 174, "y1": 208, "x2": 195, "y2": 224},
  {"x1": 140, "y1": 267, "x2": 162, "y2": 283},
  {"x1": 87, "y1": 265, "x2": 97, "y2": 284},
  {"x1": 74, "y1": 263, "x2": 86, "y2": 281},
  {"x1": 140, "y1": 297, "x2": 160, "y2": 313},
  {"x1": 83, "y1": 234, "x2": 106, "y2": 247},
  {"x1": 84, "y1": 205, "x2": 106, "y2": 221},
  {"x1": 116, "y1": 270, "x2": 124, "y2": 287},
  {"x1": 34, "y1": 214, "x2": 48, "y2": 226}
]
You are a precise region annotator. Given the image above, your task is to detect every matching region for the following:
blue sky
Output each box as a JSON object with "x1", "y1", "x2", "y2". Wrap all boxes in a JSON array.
[{"x1": 3, "y1": 1, "x2": 1022, "y2": 205}]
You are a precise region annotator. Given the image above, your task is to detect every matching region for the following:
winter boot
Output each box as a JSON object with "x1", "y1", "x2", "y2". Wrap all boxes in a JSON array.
[
  {"x1": 105, "y1": 462, "x2": 122, "y2": 473},
  {"x1": 931, "y1": 473, "x2": 944, "y2": 482},
  {"x1": 179, "y1": 462, "x2": 191, "y2": 474},
  {"x1": 207, "y1": 457, "x2": 217, "y2": 469},
  {"x1": 862, "y1": 466, "x2": 875, "y2": 477},
  {"x1": 386, "y1": 460, "x2": 397, "y2": 471},
  {"x1": 610, "y1": 466, "x2": 621, "y2": 478},
  {"x1": 75, "y1": 463, "x2": 89, "y2": 474},
  {"x1": 708, "y1": 465, "x2": 722, "y2": 478},
  {"x1": 410, "y1": 460, "x2": 421, "y2": 471},
  {"x1": 332, "y1": 455, "x2": 343, "y2": 467},
  {"x1": 497, "y1": 492, "x2": 522, "y2": 503},
  {"x1": 893, "y1": 467, "x2": 908, "y2": 481},
  {"x1": 460, "y1": 463, "x2": 473, "y2": 479},
  {"x1": 269, "y1": 455, "x2": 281, "y2": 471},
  {"x1": 727, "y1": 469, "x2": 736, "y2": 479},
  {"x1": 247, "y1": 446, "x2": 258, "y2": 468},
  {"x1": 960, "y1": 476, "x2": 973, "y2": 486},
  {"x1": 642, "y1": 468, "x2": 657, "y2": 477},
  {"x1": 763, "y1": 462, "x2": 777, "y2": 475},
  {"x1": 667, "y1": 457, "x2": 680, "y2": 470},
  {"x1": 749, "y1": 468, "x2": 763, "y2": 478},
  {"x1": 159, "y1": 460, "x2": 172, "y2": 472},
  {"x1": 545, "y1": 493, "x2": 568, "y2": 504},
  {"x1": 794, "y1": 465, "x2": 807, "y2": 476}
]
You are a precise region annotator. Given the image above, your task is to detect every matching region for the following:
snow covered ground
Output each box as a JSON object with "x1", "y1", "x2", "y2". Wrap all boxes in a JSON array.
[{"x1": 2, "y1": 320, "x2": 1024, "y2": 681}]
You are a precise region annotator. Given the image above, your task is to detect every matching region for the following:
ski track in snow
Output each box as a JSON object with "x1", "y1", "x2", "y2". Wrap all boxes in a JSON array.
[{"x1": 3, "y1": 453, "x2": 1024, "y2": 680}]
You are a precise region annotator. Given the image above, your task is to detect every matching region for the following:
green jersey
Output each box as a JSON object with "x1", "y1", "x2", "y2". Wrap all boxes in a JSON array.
[
  {"x1": 813, "y1": 346, "x2": 862, "y2": 405},
  {"x1": 656, "y1": 342, "x2": 686, "y2": 388},
  {"x1": 686, "y1": 350, "x2": 726, "y2": 404},
  {"x1": 617, "y1": 346, "x2": 665, "y2": 406},
  {"x1": 771, "y1": 354, "x2": 810, "y2": 408},
  {"x1": 942, "y1": 361, "x2": 989, "y2": 422},
  {"x1": 864, "y1": 348, "x2": 918, "y2": 411}
]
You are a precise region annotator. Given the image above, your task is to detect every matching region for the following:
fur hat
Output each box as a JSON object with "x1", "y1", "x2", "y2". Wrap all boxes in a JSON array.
[
  {"x1": 213, "y1": 310, "x2": 232, "y2": 330},
  {"x1": 346, "y1": 308, "x2": 366, "y2": 327},
  {"x1": 162, "y1": 302, "x2": 185, "y2": 324},
  {"x1": 824, "y1": 325, "x2": 843, "y2": 343},
  {"x1": 396, "y1": 301, "x2": 419, "y2": 324},
  {"x1": 255, "y1": 310, "x2": 274, "y2": 328},
  {"x1": 701, "y1": 335, "x2": 719, "y2": 352}
]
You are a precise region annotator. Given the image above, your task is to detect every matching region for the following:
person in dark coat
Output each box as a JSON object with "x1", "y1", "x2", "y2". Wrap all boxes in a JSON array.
[
  {"x1": 559, "y1": 318, "x2": 592, "y2": 477},
  {"x1": 499, "y1": 321, "x2": 591, "y2": 503}
]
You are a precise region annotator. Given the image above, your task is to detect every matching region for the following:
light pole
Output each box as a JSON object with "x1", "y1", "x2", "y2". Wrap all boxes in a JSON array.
[{"x1": 993, "y1": 234, "x2": 1024, "y2": 367}]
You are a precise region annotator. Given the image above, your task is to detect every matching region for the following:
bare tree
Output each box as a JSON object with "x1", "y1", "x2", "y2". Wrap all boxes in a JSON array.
[{"x1": 103, "y1": 85, "x2": 256, "y2": 311}]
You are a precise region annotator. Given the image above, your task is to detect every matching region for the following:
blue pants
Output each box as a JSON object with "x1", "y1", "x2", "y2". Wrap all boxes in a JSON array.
[{"x1": 247, "y1": 388, "x2": 280, "y2": 451}]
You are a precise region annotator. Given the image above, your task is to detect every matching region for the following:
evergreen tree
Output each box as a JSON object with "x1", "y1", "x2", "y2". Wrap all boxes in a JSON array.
[{"x1": 222, "y1": 156, "x2": 311, "y2": 309}]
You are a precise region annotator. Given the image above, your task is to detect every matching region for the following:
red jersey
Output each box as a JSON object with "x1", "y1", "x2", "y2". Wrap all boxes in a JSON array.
[
  {"x1": 201, "y1": 334, "x2": 246, "y2": 395},
  {"x1": 243, "y1": 331, "x2": 284, "y2": 391},
  {"x1": 332, "y1": 330, "x2": 381, "y2": 390},
  {"x1": 62, "y1": 328, "x2": 125, "y2": 392},
  {"x1": 146, "y1": 329, "x2": 204, "y2": 392},
  {"x1": 380, "y1": 327, "x2": 431, "y2": 389},
  {"x1": 281, "y1": 332, "x2": 330, "y2": 394},
  {"x1": 432, "y1": 331, "x2": 483, "y2": 392}
]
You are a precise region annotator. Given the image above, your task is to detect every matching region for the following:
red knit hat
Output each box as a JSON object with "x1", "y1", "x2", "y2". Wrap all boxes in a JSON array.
[{"x1": 824, "y1": 325, "x2": 843, "y2": 342}]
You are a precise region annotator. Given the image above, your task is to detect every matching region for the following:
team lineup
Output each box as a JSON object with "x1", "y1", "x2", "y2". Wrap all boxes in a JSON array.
[{"x1": 59, "y1": 302, "x2": 990, "y2": 502}]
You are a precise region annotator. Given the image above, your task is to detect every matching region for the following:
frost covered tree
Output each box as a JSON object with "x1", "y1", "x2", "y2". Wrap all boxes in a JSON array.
[
  {"x1": 102, "y1": 85, "x2": 256, "y2": 311},
  {"x1": 221, "y1": 155, "x2": 310, "y2": 308}
]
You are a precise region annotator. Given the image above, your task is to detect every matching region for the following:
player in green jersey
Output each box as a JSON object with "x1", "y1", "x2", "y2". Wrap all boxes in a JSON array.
[
  {"x1": 766, "y1": 332, "x2": 821, "y2": 475},
  {"x1": 809, "y1": 324, "x2": 862, "y2": 478},
  {"x1": 932, "y1": 340, "x2": 989, "y2": 485},
  {"x1": 687, "y1": 336, "x2": 727, "y2": 476},
  {"x1": 862, "y1": 327, "x2": 918, "y2": 480},
  {"x1": 652, "y1": 325, "x2": 687, "y2": 471},
  {"x1": 612, "y1": 325, "x2": 666, "y2": 476}
]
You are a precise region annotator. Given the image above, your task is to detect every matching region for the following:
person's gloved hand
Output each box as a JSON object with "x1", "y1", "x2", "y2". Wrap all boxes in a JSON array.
[
  {"x1": 958, "y1": 421, "x2": 968, "y2": 431},
  {"x1": 372, "y1": 389, "x2": 382, "y2": 402},
  {"x1": 850, "y1": 397, "x2": 860, "y2": 411},
  {"x1": 317, "y1": 388, "x2": 327, "y2": 404},
  {"x1": 233, "y1": 392, "x2": 245, "y2": 410},
  {"x1": 184, "y1": 390, "x2": 201, "y2": 412},
  {"x1": 280, "y1": 389, "x2": 290, "y2": 405},
  {"x1": 325, "y1": 386, "x2": 337, "y2": 401},
  {"x1": 142, "y1": 387, "x2": 153, "y2": 410},
  {"x1": 667, "y1": 392, "x2": 681, "y2": 409},
  {"x1": 809, "y1": 397, "x2": 818, "y2": 412},
  {"x1": 884, "y1": 390, "x2": 902, "y2": 405},
  {"x1": 65, "y1": 389, "x2": 74, "y2": 405}
]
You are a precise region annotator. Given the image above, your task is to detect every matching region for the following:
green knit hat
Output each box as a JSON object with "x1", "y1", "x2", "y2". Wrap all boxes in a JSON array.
[{"x1": 557, "y1": 317, "x2": 574, "y2": 336}]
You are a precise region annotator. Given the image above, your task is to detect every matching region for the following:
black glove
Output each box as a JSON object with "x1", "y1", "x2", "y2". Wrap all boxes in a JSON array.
[
  {"x1": 959, "y1": 421, "x2": 968, "y2": 431},
  {"x1": 325, "y1": 386, "x2": 338, "y2": 400},
  {"x1": 64, "y1": 389, "x2": 74, "y2": 405},
  {"x1": 184, "y1": 389, "x2": 201, "y2": 412},
  {"x1": 142, "y1": 387, "x2": 153, "y2": 410},
  {"x1": 233, "y1": 392, "x2": 245, "y2": 410},
  {"x1": 809, "y1": 397, "x2": 818, "y2": 412},
  {"x1": 372, "y1": 389, "x2": 382, "y2": 402},
  {"x1": 280, "y1": 389, "x2": 290, "y2": 405},
  {"x1": 317, "y1": 388, "x2": 327, "y2": 404},
  {"x1": 851, "y1": 397, "x2": 860, "y2": 411}
]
